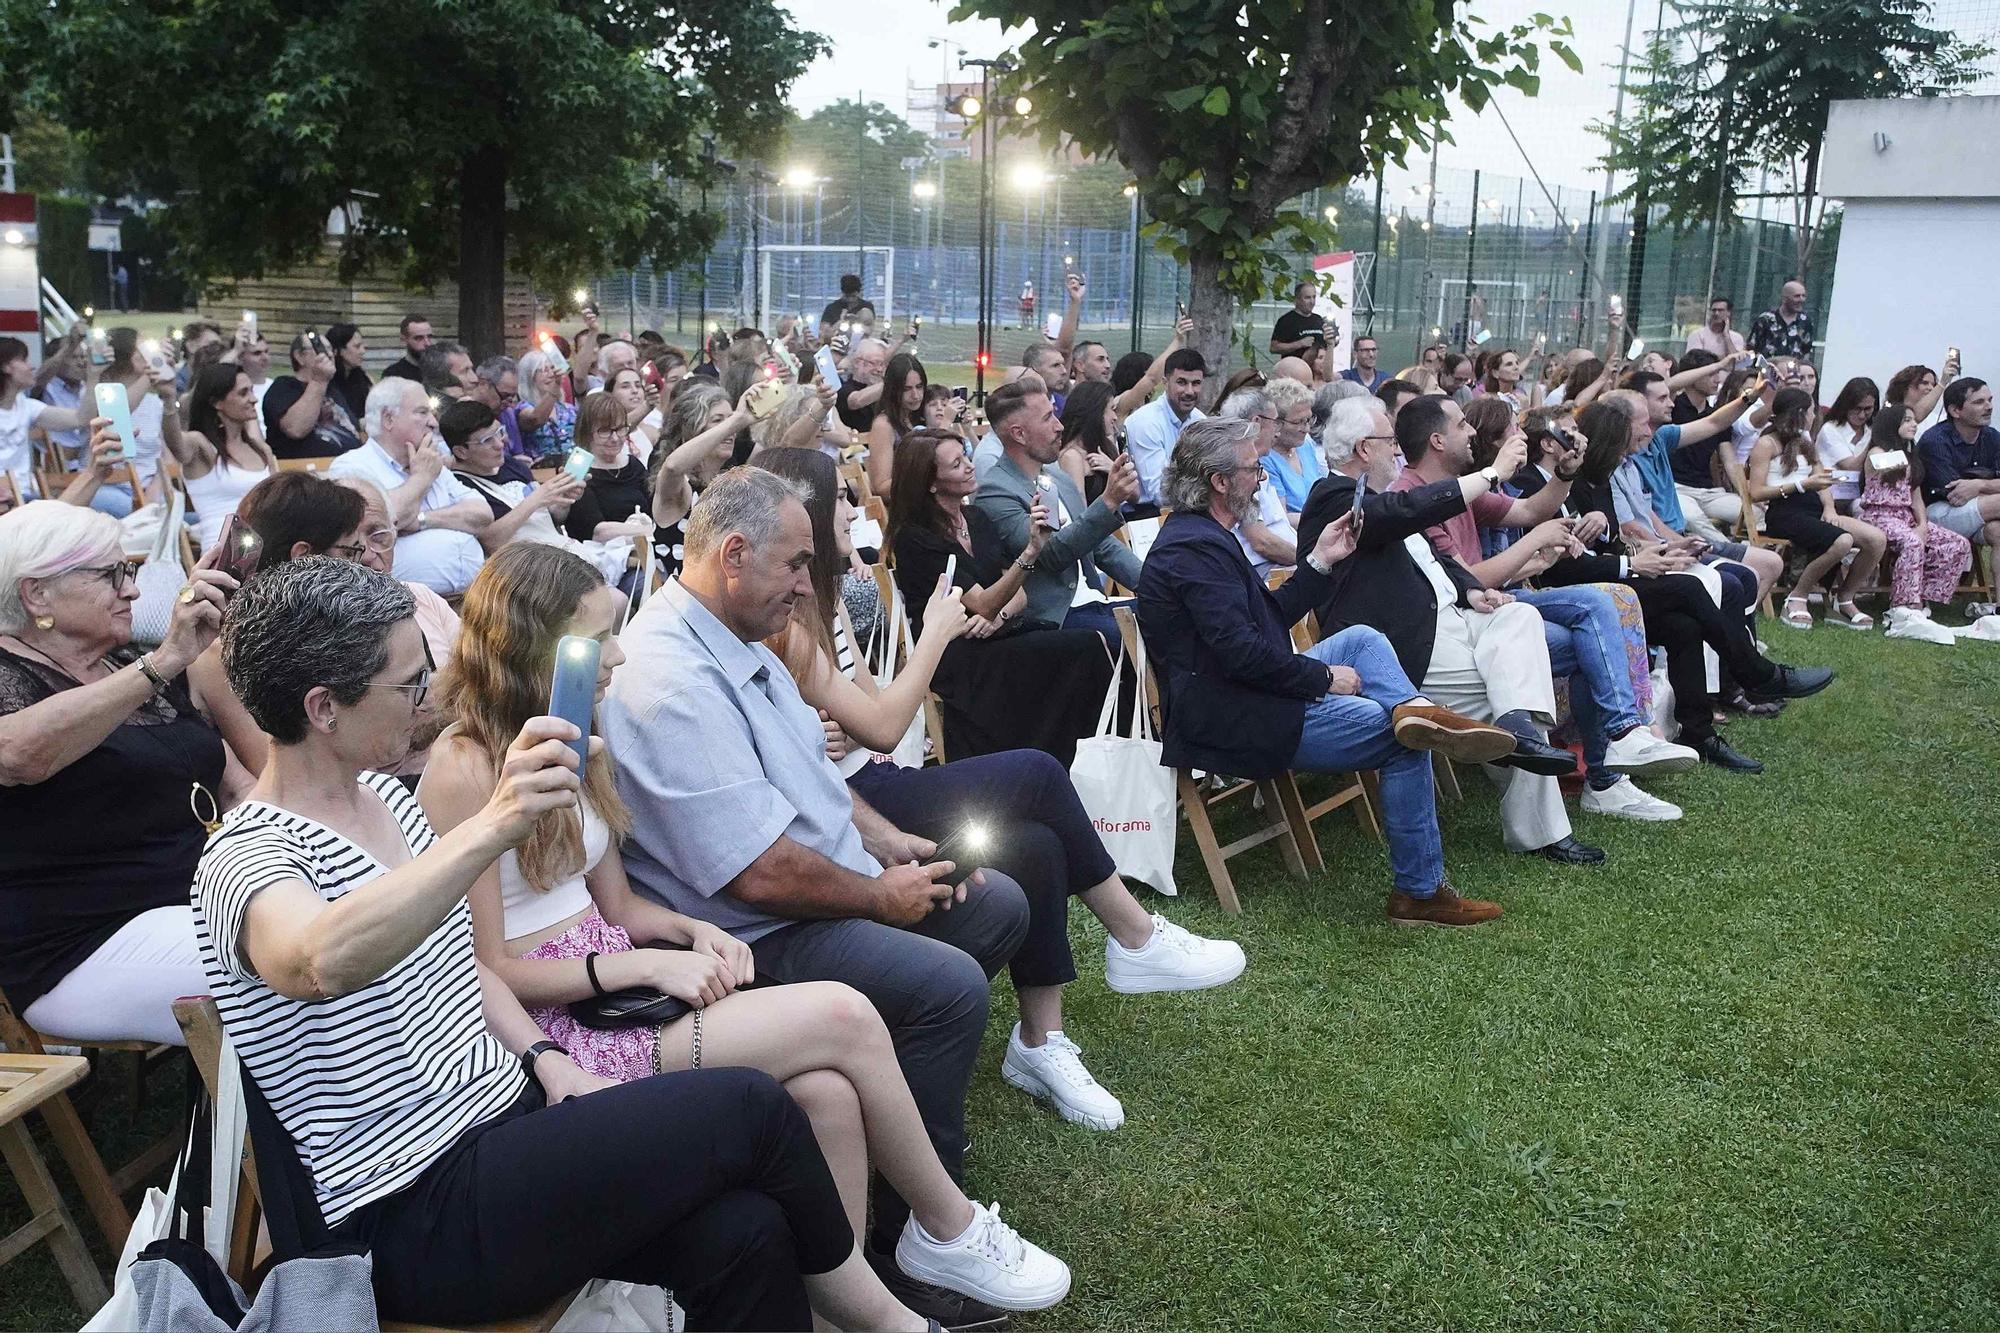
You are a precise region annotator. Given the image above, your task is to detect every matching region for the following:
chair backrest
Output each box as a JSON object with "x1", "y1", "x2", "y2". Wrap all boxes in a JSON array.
[
  {"x1": 276, "y1": 456, "x2": 336, "y2": 474},
  {"x1": 1111, "y1": 605, "x2": 1163, "y2": 730}
]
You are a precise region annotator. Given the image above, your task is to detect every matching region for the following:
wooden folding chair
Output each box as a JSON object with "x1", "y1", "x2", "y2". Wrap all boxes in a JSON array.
[
  {"x1": 0, "y1": 1054, "x2": 108, "y2": 1311},
  {"x1": 171, "y1": 998, "x2": 577, "y2": 1333},
  {"x1": 1960, "y1": 543, "x2": 1997, "y2": 605},
  {"x1": 275, "y1": 455, "x2": 337, "y2": 474},
  {"x1": 1736, "y1": 475, "x2": 1791, "y2": 618},
  {"x1": 1111, "y1": 607, "x2": 1305, "y2": 916},
  {"x1": 0, "y1": 986, "x2": 182, "y2": 1251}
]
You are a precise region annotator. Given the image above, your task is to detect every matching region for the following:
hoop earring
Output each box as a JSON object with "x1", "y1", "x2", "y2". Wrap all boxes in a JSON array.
[{"x1": 34, "y1": 615, "x2": 54, "y2": 630}]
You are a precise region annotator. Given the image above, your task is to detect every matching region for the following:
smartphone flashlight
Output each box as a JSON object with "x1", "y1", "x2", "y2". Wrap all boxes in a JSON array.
[{"x1": 563, "y1": 446, "x2": 594, "y2": 482}]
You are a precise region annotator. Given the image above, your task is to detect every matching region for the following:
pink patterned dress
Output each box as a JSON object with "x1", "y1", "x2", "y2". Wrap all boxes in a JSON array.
[{"x1": 1859, "y1": 470, "x2": 1971, "y2": 608}]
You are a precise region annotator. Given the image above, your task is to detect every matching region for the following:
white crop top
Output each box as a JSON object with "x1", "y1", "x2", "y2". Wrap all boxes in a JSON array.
[{"x1": 496, "y1": 801, "x2": 611, "y2": 939}]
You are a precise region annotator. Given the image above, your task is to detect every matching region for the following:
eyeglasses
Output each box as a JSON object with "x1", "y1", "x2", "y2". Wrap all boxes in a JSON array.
[
  {"x1": 327, "y1": 527, "x2": 397, "y2": 560},
  {"x1": 362, "y1": 639, "x2": 436, "y2": 710},
  {"x1": 74, "y1": 561, "x2": 139, "y2": 591}
]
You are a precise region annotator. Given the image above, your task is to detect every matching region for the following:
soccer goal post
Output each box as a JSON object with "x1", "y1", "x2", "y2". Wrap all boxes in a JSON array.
[{"x1": 758, "y1": 246, "x2": 895, "y2": 334}]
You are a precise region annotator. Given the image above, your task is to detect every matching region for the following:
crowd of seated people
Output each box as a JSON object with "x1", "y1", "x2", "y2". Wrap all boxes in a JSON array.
[{"x1": 6, "y1": 269, "x2": 1995, "y2": 1331}]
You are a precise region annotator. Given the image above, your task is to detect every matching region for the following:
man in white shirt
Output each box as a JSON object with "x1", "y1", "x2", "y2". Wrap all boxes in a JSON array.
[
  {"x1": 1216, "y1": 389, "x2": 1296, "y2": 579},
  {"x1": 329, "y1": 378, "x2": 492, "y2": 594},
  {"x1": 1121, "y1": 349, "x2": 1207, "y2": 505}
]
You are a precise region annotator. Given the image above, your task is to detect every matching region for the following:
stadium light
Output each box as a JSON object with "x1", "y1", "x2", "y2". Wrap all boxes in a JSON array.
[
  {"x1": 949, "y1": 94, "x2": 982, "y2": 118},
  {"x1": 1013, "y1": 95, "x2": 1034, "y2": 116},
  {"x1": 1012, "y1": 164, "x2": 1049, "y2": 191},
  {"x1": 912, "y1": 181, "x2": 937, "y2": 200},
  {"x1": 783, "y1": 166, "x2": 817, "y2": 189}
]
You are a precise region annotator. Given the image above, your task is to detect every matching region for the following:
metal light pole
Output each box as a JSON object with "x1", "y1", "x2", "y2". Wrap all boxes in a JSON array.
[
  {"x1": 958, "y1": 59, "x2": 1004, "y2": 401},
  {"x1": 1126, "y1": 184, "x2": 1143, "y2": 351}
]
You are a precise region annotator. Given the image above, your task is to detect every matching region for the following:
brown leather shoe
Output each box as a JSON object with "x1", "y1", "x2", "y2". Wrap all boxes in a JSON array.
[
  {"x1": 1386, "y1": 883, "x2": 1504, "y2": 927},
  {"x1": 1390, "y1": 703, "x2": 1515, "y2": 764}
]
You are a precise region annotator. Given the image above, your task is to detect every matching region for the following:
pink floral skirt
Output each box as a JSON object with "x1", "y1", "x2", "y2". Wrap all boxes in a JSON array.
[{"x1": 521, "y1": 909, "x2": 663, "y2": 1084}]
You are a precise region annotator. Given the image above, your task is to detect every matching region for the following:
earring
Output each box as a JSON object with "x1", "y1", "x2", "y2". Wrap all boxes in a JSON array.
[
  {"x1": 326, "y1": 717, "x2": 338, "y2": 733},
  {"x1": 34, "y1": 615, "x2": 53, "y2": 630}
]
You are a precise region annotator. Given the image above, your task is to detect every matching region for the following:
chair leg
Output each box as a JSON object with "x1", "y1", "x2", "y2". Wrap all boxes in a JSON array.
[
  {"x1": 1177, "y1": 770, "x2": 1241, "y2": 916},
  {"x1": 1256, "y1": 779, "x2": 1308, "y2": 877},
  {"x1": 1432, "y1": 751, "x2": 1463, "y2": 802},
  {"x1": 1, "y1": 1118, "x2": 110, "y2": 1311},
  {"x1": 1271, "y1": 772, "x2": 1325, "y2": 872},
  {"x1": 1352, "y1": 770, "x2": 1383, "y2": 841},
  {"x1": 35, "y1": 1091, "x2": 131, "y2": 1251}
]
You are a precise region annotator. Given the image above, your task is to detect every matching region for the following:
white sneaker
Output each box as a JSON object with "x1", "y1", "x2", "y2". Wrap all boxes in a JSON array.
[
  {"x1": 1580, "y1": 776, "x2": 1682, "y2": 822},
  {"x1": 1602, "y1": 729, "x2": 1698, "y2": 778},
  {"x1": 1001, "y1": 1026, "x2": 1125, "y2": 1131},
  {"x1": 1104, "y1": 914, "x2": 1247, "y2": 994},
  {"x1": 895, "y1": 1201, "x2": 1071, "y2": 1312}
]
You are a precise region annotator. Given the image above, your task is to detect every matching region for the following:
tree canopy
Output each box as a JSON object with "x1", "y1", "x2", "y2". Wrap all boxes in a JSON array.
[
  {"x1": 1593, "y1": 0, "x2": 1990, "y2": 269},
  {"x1": 948, "y1": 0, "x2": 1576, "y2": 371},
  {"x1": 0, "y1": 0, "x2": 826, "y2": 354}
]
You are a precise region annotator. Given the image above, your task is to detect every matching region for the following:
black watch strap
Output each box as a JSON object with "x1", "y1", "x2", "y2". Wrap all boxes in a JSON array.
[{"x1": 520, "y1": 1040, "x2": 566, "y2": 1088}]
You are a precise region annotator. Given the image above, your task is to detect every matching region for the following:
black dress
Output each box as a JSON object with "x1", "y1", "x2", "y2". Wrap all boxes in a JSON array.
[
  {"x1": 564, "y1": 455, "x2": 650, "y2": 542},
  {"x1": 0, "y1": 647, "x2": 224, "y2": 1011},
  {"x1": 892, "y1": 516, "x2": 1113, "y2": 767}
]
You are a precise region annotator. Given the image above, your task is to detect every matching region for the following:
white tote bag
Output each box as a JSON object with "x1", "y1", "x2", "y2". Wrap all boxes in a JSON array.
[
  {"x1": 128, "y1": 480, "x2": 189, "y2": 649},
  {"x1": 1068, "y1": 634, "x2": 1178, "y2": 896}
]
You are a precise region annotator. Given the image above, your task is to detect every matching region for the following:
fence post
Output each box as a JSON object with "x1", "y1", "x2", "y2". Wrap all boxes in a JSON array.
[{"x1": 1462, "y1": 169, "x2": 1480, "y2": 359}]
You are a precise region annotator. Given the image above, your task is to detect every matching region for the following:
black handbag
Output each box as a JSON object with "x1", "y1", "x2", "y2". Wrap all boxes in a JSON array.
[{"x1": 565, "y1": 950, "x2": 692, "y2": 1030}]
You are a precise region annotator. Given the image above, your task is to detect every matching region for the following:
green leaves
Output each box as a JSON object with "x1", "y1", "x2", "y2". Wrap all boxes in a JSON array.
[{"x1": 1201, "y1": 86, "x2": 1232, "y2": 115}]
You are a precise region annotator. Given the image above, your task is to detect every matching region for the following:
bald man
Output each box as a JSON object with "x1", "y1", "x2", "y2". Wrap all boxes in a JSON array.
[
  {"x1": 1747, "y1": 280, "x2": 1815, "y2": 362},
  {"x1": 1272, "y1": 356, "x2": 1314, "y2": 386}
]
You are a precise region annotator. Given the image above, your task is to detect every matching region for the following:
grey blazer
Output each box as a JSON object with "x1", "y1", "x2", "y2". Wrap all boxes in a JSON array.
[{"x1": 972, "y1": 454, "x2": 1145, "y2": 630}]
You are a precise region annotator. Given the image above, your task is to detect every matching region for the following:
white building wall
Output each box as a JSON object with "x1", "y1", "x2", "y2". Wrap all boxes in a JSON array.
[{"x1": 1819, "y1": 197, "x2": 2000, "y2": 398}]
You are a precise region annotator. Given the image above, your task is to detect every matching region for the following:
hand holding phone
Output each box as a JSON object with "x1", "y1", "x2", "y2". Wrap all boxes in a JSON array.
[
  {"x1": 562, "y1": 446, "x2": 594, "y2": 482},
  {"x1": 1348, "y1": 472, "x2": 1367, "y2": 536},
  {"x1": 814, "y1": 346, "x2": 842, "y2": 388},
  {"x1": 548, "y1": 635, "x2": 602, "y2": 783},
  {"x1": 94, "y1": 382, "x2": 138, "y2": 460}
]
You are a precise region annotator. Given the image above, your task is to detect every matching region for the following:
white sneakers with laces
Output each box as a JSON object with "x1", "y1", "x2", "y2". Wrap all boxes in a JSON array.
[
  {"x1": 1103, "y1": 913, "x2": 1246, "y2": 994},
  {"x1": 1580, "y1": 775, "x2": 1683, "y2": 822},
  {"x1": 1002, "y1": 1026, "x2": 1126, "y2": 1131},
  {"x1": 1602, "y1": 730, "x2": 1699, "y2": 778},
  {"x1": 895, "y1": 1200, "x2": 1072, "y2": 1311}
]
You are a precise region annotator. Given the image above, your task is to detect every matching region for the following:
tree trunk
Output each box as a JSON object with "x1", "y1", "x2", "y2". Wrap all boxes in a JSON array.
[
  {"x1": 1791, "y1": 143, "x2": 1822, "y2": 280},
  {"x1": 457, "y1": 143, "x2": 508, "y2": 360},
  {"x1": 1186, "y1": 247, "x2": 1237, "y2": 410}
]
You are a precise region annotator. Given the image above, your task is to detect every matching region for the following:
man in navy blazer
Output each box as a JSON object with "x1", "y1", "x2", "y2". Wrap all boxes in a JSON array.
[{"x1": 1136, "y1": 416, "x2": 1517, "y2": 928}]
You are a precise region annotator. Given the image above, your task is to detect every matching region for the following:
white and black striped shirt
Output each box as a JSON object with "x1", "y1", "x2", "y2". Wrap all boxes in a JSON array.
[{"x1": 191, "y1": 770, "x2": 524, "y2": 1226}]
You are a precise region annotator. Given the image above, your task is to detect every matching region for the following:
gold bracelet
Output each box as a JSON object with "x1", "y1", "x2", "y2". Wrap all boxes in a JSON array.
[{"x1": 136, "y1": 653, "x2": 170, "y2": 694}]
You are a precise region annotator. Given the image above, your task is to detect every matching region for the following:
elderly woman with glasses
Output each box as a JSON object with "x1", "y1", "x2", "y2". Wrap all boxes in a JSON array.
[
  {"x1": 188, "y1": 471, "x2": 462, "y2": 785},
  {"x1": 195, "y1": 555, "x2": 925, "y2": 1331},
  {"x1": 0, "y1": 498, "x2": 246, "y2": 1045}
]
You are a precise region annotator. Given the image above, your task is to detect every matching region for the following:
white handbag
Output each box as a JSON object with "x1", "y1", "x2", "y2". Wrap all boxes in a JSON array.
[
  {"x1": 128, "y1": 482, "x2": 190, "y2": 649},
  {"x1": 1068, "y1": 633, "x2": 1179, "y2": 897},
  {"x1": 871, "y1": 580, "x2": 929, "y2": 769}
]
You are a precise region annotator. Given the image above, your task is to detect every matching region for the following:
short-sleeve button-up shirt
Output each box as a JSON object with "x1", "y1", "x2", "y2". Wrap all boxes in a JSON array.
[{"x1": 603, "y1": 578, "x2": 880, "y2": 941}]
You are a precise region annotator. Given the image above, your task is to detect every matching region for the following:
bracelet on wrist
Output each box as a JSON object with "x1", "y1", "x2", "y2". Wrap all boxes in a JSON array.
[
  {"x1": 520, "y1": 1039, "x2": 567, "y2": 1090},
  {"x1": 136, "y1": 653, "x2": 170, "y2": 694}
]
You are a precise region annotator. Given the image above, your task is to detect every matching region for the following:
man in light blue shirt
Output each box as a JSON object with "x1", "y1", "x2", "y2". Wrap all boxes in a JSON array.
[
  {"x1": 1120, "y1": 348, "x2": 1207, "y2": 505},
  {"x1": 603, "y1": 467, "x2": 1029, "y2": 1265},
  {"x1": 327, "y1": 378, "x2": 491, "y2": 594}
]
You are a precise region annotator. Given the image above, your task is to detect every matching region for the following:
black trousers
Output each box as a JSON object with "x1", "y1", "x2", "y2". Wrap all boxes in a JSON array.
[
  {"x1": 335, "y1": 1070, "x2": 852, "y2": 1331},
  {"x1": 1625, "y1": 574, "x2": 1775, "y2": 743},
  {"x1": 848, "y1": 748, "x2": 1120, "y2": 991}
]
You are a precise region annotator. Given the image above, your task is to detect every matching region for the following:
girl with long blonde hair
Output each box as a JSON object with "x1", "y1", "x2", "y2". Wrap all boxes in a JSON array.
[{"x1": 418, "y1": 542, "x2": 1067, "y2": 1313}]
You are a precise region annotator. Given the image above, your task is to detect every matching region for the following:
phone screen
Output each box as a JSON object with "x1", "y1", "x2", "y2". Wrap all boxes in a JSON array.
[{"x1": 548, "y1": 635, "x2": 602, "y2": 784}]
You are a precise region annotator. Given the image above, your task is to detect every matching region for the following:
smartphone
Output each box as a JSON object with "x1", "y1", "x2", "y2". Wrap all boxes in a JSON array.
[
  {"x1": 1043, "y1": 312, "x2": 1062, "y2": 340},
  {"x1": 1625, "y1": 337, "x2": 1646, "y2": 361},
  {"x1": 241, "y1": 309, "x2": 258, "y2": 337},
  {"x1": 1947, "y1": 345, "x2": 1961, "y2": 364},
  {"x1": 943, "y1": 554, "x2": 957, "y2": 588},
  {"x1": 139, "y1": 339, "x2": 169, "y2": 375},
  {"x1": 814, "y1": 345, "x2": 842, "y2": 387},
  {"x1": 950, "y1": 386, "x2": 969, "y2": 402},
  {"x1": 1607, "y1": 294, "x2": 1625, "y2": 318},
  {"x1": 216, "y1": 514, "x2": 265, "y2": 588},
  {"x1": 304, "y1": 330, "x2": 329, "y2": 360},
  {"x1": 548, "y1": 634, "x2": 602, "y2": 783},
  {"x1": 928, "y1": 818, "x2": 990, "y2": 889},
  {"x1": 94, "y1": 382, "x2": 138, "y2": 460},
  {"x1": 1037, "y1": 474, "x2": 1061, "y2": 528},
  {"x1": 1349, "y1": 471, "x2": 1367, "y2": 535},
  {"x1": 87, "y1": 328, "x2": 111, "y2": 368},
  {"x1": 541, "y1": 334, "x2": 570, "y2": 376},
  {"x1": 562, "y1": 446, "x2": 594, "y2": 482},
  {"x1": 912, "y1": 316, "x2": 923, "y2": 335}
]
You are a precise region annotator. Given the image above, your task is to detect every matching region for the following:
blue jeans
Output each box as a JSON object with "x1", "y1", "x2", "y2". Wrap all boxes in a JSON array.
[
  {"x1": 87, "y1": 481, "x2": 135, "y2": 518},
  {"x1": 1061, "y1": 597, "x2": 1131, "y2": 657},
  {"x1": 1288, "y1": 625, "x2": 1444, "y2": 897},
  {"x1": 1513, "y1": 585, "x2": 1641, "y2": 785}
]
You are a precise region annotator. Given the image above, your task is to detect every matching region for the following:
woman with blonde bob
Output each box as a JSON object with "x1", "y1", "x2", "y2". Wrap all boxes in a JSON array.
[{"x1": 418, "y1": 542, "x2": 1068, "y2": 1315}]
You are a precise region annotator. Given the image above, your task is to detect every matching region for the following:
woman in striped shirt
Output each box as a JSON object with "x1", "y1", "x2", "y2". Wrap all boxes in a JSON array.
[{"x1": 193, "y1": 556, "x2": 928, "y2": 1331}]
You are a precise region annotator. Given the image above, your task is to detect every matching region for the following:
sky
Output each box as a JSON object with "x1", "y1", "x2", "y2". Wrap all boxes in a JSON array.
[{"x1": 778, "y1": 0, "x2": 1647, "y2": 199}]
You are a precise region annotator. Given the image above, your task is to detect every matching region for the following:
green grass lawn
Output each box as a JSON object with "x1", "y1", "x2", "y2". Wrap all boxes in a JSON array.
[{"x1": 5, "y1": 620, "x2": 1996, "y2": 1330}]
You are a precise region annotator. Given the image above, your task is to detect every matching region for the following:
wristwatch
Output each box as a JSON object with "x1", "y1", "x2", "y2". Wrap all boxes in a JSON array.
[
  {"x1": 520, "y1": 1040, "x2": 567, "y2": 1090},
  {"x1": 1478, "y1": 466, "x2": 1502, "y2": 488},
  {"x1": 1304, "y1": 551, "x2": 1334, "y2": 576}
]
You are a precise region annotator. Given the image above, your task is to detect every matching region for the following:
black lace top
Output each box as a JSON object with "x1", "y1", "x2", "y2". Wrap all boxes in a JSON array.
[{"x1": 0, "y1": 647, "x2": 224, "y2": 1011}]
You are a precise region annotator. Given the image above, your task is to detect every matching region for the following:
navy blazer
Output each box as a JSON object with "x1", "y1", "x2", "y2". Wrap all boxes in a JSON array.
[
  {"x1": 1295, "y1": 473, "x2": 1481, "y2": 683},
  {"x1": 1135, "y1": 511, "x2": 1339, "y2": 779}
]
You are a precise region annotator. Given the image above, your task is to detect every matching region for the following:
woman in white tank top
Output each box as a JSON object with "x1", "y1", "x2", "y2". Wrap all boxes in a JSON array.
[
  {"x1": 418, "y1": 544, "x2": 1067, "y2": 1310},
  {"x1": 171, "y1": 362, "x2": 275, "y2": 549}
]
